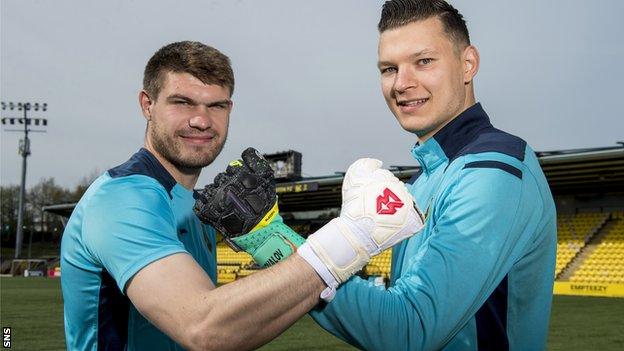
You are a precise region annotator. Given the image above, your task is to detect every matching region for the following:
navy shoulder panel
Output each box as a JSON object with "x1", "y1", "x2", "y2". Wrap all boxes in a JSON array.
[
  {"x1": 455, "y1": 128, "x2": 527, "y2": 162},
  {"x1": 108, "y1": 148, "x2": 176, "y2": 198},
  {"x1": 464, "y1": 161, "x2": 522, "y2": 179}
]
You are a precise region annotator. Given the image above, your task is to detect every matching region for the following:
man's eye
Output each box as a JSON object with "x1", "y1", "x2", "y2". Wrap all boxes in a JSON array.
[
  {"x1": 210, "y1": 103, "x2": 228, "y2": 110},
  {"x1": 419, "y1": 58, "x2": 433, "y2": 65},
  {"x1": 174, "y1": 100, "x2": 190, "y2": 105},
  {"x1": 380, "y1": 67, "x2": 397, "y2": 75}
]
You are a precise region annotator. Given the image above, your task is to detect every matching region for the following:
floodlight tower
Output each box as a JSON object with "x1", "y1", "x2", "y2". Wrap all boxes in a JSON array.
[{"x1": 1, "y1": 101, "x2": 48, "y2": 258}]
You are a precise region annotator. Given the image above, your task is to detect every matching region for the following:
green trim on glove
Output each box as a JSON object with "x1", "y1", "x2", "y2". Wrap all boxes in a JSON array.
[{"x1": 231, "y1": 214, "x2": 305, "y2": 267}]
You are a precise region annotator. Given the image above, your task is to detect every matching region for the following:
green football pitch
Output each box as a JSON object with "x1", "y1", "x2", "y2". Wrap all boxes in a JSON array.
[{"x1": 1, "y1": 277, "x2": 623, "y2": 350}]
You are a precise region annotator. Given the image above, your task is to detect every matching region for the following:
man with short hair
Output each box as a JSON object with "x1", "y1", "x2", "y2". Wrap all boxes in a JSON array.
[
  {"x1": 61, "y1": 41, "x2": 424, "y2": 350},
  {"x1": 308, "y1": 1, "x2": 557, "y2": 350}
]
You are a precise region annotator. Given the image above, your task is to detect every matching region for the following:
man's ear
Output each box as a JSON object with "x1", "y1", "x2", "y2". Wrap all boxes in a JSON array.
[
  {"x1": 463, "y1": 45, "x2": 480, "y2": 84},
  {"x1": 139, "y1": 90, "x2": 153, "y2": 121}
]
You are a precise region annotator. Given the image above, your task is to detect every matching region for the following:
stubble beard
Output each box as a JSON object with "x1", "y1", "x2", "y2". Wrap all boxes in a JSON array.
[{"x1": 150, "y1": 124, "x2": 227, "y2": 171}]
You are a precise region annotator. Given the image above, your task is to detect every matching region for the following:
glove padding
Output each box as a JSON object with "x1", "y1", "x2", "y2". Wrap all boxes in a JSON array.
[
  {"x1": 194, "y1": 147, "x2": 305, "y2": 266},
  {"x1": 194, "y1": 147, "x2": 275, "y2": 240},
  {"x1": 298, "y1": 158, "x2": 425, "y2": 300}
]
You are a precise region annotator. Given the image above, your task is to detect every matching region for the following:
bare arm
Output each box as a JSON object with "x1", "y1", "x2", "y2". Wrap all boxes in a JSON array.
[
  {"x1": 126, "y1": 252, "x2": 324, "y2": 351},
  {"x1": 127, "y1": 155, "x2": 420, "y2": 350}
]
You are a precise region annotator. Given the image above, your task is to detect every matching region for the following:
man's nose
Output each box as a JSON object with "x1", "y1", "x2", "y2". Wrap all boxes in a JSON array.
[
  {"x1": 188, "y1": 106, "x2": 212, "y2": 130},
  {"x1": 394, "y1": 68, "x2": 417, "y2": 94}
]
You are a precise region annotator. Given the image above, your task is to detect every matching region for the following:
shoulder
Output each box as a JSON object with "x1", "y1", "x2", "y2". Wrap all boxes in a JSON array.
[
  {"x1": 107, "y1": 148, "x2": 177, "y2": 198},
  {"x1": 436, "y1": 127, "x2": 535, "y2": 206},
  {"x1": 91, "y1": 173, "x2": 172, "y2": 210},
  {"x1": 81, "y1": 174, "x2": 181, "y2": 260},
  {"x1": 79, "y1": 174, "x2": 176, "y2": 239},
  {"x1": 438, "y1": 129, "x2": 548, "y2": 215},
  {"x1": 455, "y1": 127, "x2": 527, "y2": 162},
  {"x1": 449, "y1": 127, "x2": 529, "y2": 180}
]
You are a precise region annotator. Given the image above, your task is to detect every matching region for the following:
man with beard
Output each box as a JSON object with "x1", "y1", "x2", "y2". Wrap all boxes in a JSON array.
[
  {"x1": 61, "y1": 41, "x2": 233, "y2": 350},
  {"x1": 60, "y1": 41, "x2": 424, "y2": 350}
]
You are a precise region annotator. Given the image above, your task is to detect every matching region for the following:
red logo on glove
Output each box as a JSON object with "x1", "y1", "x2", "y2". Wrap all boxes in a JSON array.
[{"x1": 376, "y1": 188, "x2": 404, "y2": 215}]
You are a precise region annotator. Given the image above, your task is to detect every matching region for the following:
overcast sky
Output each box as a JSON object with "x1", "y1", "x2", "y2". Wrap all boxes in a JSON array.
[{"x1": 2, "y1": 0, "x2": 623, "y2": 190}]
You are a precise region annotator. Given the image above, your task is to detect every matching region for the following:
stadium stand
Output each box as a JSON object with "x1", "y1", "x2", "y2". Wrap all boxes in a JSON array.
[
  {"x1": 555, "y1": 212, "x2": 609, "y2": 277},
  {"x1": 216, "y1": 242, "x2": 255, "y2": 284},
  {"x1": 363, "y1": 249, "x2": 392, "y2": 280},
  {"x1": 569, "y1": 211, "x2": 624, "y2": 284}
]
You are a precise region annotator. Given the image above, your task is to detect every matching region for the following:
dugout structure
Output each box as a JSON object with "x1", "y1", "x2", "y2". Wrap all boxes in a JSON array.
[{"x1": 10, "y1": 259, "x2": 47, "y2": 277}]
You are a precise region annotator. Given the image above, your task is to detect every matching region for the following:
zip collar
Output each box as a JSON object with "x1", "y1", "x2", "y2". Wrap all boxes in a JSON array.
[{"x1": 411, "y1": 103, "x2": 492, "y2": 174}]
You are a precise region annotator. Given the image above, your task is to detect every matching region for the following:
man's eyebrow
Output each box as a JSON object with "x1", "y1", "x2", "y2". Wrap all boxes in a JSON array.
[
  {"x1": 377, "y1": 49, "x2": 438, "y2": 68},
  {"x1": 206, "y1": 99, "x2": 232, "y2": 107},
  {"x1": 166, "y1": 94, "x2": 196, "y2": 103},
  {"x1": 377, "y1": 60, "x2": 394, "y2": 69},
  {"x1": 167, "y1": 94, "x2": 231, "y2": 106},
  {"x1": 411, "y1": 49, "x2": 437, "y2": 59}
]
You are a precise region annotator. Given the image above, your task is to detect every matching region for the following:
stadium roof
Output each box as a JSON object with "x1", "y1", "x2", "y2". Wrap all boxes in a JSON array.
[
  {"x1": 277, "y1": 145, "x2": 624, "y2": 211},
  {"x1": 44, "y1": 145, "x2": 624, "y2": 217},
  {"x1": 536, "y1": 145, "x2": 624, "y2": 195},
  {"x1": 42, "y1": 203, "x2": 77, "y2": 219}
]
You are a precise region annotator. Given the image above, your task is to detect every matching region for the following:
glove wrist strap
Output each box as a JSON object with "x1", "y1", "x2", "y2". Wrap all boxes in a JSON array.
[
  {"x1": 231, "y1": 217, "x2": 306, "y2": 267},
  {"x1": 297, "y1": 243, "x2": 338, "y2": 302},
  {"x1": 305, "y1": 218, "x2": 371, "y2": 283}
]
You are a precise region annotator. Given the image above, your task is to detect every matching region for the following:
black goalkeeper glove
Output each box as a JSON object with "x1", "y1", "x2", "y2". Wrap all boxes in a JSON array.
[{"x1": 194, "y1": 147, "x2": 305, "y2": 266}]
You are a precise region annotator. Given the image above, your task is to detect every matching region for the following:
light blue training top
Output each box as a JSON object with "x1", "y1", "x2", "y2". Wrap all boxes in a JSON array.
[
  {"x1": 61, "y1": 148, "x2": 216, "y2": 350},
  {"x1": 311, "y1": 103, "x2": 557, "y2": 351}
]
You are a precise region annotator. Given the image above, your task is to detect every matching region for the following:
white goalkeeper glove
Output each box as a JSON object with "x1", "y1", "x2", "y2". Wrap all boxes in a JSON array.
[{"x1": 298, "y1": 158, "x2": 424, "y2": 301}]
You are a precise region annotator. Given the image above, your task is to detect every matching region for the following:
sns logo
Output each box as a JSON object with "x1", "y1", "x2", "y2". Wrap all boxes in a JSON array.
[{"x1": 376, "y1": 188, "x2": 404, "y2": 215}]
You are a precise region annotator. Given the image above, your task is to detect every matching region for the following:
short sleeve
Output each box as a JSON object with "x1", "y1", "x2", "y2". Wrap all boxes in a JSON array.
[{"x1": 82, "y1": 176, "x2": 188, "y2": 292}]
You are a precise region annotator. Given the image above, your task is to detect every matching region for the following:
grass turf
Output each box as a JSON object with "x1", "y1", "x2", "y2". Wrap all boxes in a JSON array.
[{"x1": 1, "y1": 277, "x2": 623, "y2": 350}]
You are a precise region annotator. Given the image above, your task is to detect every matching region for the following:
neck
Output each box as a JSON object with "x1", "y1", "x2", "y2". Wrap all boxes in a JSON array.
[{"x1": 144, "y1": 143, "x2": 201, "y2": 190}]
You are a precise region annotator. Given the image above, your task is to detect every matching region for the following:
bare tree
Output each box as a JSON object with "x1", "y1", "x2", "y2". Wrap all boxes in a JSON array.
[{"x1": 72, "y1": 168, "x2": 101, "y2": 201}]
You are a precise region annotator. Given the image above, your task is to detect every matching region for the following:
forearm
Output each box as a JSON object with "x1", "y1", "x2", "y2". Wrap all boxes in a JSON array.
[
  {"x1": 194, "y1": 253, "x2": 325, "y2": 350},
  {"x1": 311, "y1": 277, "x2": 420, "y2": 351}
]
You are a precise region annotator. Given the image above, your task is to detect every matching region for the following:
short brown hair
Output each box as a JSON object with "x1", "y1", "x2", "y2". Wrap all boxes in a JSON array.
[
  {"x1": 143, "y1": 41, "x2": 234, "y2": 100},
  {"x1": 378, "y1": 0, "x2": 470, "y2": 49}
]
